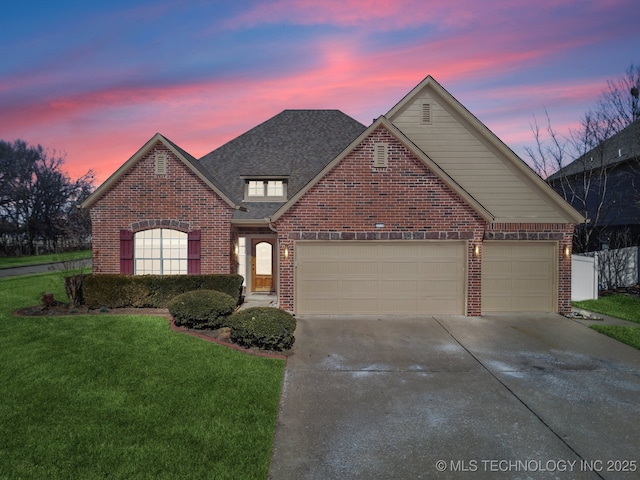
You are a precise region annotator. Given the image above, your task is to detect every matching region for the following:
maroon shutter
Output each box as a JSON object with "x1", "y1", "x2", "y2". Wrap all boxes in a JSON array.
[
  {"x1": 187, "y1": 230, "x2": 201, "y2": 275},
  {"x1": 120, "y1": 230, "x2": 134, "y2": 274}
]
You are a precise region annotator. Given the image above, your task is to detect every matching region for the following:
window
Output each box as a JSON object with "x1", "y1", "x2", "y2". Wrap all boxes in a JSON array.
[
  {"x1": 237, "y1": 237, "x2": 247, "y2": 286},
  {"x1": 247, "y1": 181, "x2": 264, "y2": 197},
  {"x1": 267, "y1": 180, "x2": 284, "y2": 196},
  {"x1": 244, "y1": 180, "x2": 287, "y2": 201},
  {"x1": 134, "y1": 229, "x2": 187, "y2": 275}
]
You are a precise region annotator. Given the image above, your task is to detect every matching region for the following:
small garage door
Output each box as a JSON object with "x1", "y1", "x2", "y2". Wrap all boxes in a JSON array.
[
  {"x1": 482, "y1": 242, "x2": 557, "y2": 313},
  {"x1": 295, "y1": 241, "x2": 466, "y2": 315}
]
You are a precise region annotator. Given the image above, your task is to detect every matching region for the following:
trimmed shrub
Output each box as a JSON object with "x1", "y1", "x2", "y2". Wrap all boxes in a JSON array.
[
  {"x1": 229, "y1": 307, "x2": 296, "y2": 351},
  {"x1": 82, "y1": 274, "x2": 243, "y2": 309},
  {"x1": 83, "y1": 275, "x2": 146, "y2": 308},
  {"x1": 168, "y1": 290, "x2": 237, "y2": 329}
]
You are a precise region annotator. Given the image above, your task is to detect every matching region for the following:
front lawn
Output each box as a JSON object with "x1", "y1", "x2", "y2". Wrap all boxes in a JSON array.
[
  {"x1": 0, "y1": 272, "x2": 285, "y2": 480},
  {"x1": 574, "y1": 293, "x2": 640, "y2": 351}
]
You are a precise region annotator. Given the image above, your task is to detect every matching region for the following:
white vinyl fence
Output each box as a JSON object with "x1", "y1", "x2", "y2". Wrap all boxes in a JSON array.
[
  {"x1": 594, "y1": 246, "x2": 639, "y2": 290},
  {"x1": 573, "y1": 246, "x2": 640, "y2": 300},
  {"x1": 572, "y1": 254, "x2": 598, "y2": 301}
]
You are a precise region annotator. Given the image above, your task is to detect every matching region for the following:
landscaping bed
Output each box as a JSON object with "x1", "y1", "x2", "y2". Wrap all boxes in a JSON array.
[{"x1": 14, "y1": 296, "x2": 295, "y2": 357}]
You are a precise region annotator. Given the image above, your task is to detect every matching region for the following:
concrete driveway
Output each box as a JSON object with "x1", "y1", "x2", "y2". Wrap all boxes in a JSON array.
[{"x1": 268, "y1": 314, "x2": 640, "y2": 479}]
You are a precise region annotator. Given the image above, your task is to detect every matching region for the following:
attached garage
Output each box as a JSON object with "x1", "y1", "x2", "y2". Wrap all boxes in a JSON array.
[
  {"x1": 295, "y1": 241, "x2": 466, "y2": 315},
  {"x1": 481, "y1": 242, "x2": 557, "y2": 313}
]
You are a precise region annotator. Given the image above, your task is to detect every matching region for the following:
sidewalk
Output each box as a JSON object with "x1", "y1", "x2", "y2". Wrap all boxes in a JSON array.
[{"x1": 0, "y1": 259, "x2": 91, "y2": 278}]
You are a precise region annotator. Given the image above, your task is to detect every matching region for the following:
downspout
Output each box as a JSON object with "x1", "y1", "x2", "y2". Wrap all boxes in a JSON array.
[{"x1": 265, "y1": 217, "x2": 277, "y2": 233}]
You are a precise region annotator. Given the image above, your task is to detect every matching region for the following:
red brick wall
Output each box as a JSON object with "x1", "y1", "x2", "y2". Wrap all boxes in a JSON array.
[
  {"x1": 275, "y1": 126, "x2": 487, "y2": 314},
  {"x1": 89, "y1": 142, "x2": 234, "y2": 274},
  {"x1": 275, "y1": 126, "x2": 576, "y2": 316}
]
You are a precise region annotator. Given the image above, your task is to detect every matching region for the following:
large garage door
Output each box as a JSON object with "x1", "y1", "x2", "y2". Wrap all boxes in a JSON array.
[
  {"x1": 482, "y1": 242, "x2": 557, "y2": 313},
  {"x1": 295, "y1": 241, "x2": 466, "y2": 315}
]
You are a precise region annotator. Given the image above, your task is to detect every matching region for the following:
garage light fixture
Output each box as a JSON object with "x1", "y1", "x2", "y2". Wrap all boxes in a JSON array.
[
  {"x1": 375, "y1": 223, "x2": 385, "y2": 228},
  {"x1": 474, "y1": 244, "x2": 481, "y2": 258},
  {"x1": 564, "y1": 245, "x2": 571, "y2": 259},
  {"x1": 284, "y1": 246, "x2": 289, "y2": 260}
]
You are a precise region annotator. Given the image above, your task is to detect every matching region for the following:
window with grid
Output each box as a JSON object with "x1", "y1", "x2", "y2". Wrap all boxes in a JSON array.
[
  {"x1": 134, "y1": 229, "x2": 188, "y2": 275},
  {"x1": 245, "y1": 180, "x2": 286, "y2": 200}
]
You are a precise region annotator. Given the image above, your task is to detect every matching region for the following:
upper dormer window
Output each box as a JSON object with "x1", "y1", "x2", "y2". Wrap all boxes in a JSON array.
[{"x1": 245, "y1": 179, "x2": 287, "y2": 201}]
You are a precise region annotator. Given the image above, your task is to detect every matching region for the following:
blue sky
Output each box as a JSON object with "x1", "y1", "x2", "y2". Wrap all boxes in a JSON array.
[{"x1": 1, "y1": 0, "x2": 638, "y2": 182}]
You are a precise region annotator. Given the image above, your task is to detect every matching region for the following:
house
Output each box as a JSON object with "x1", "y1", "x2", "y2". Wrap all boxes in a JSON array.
[
  {"x1": 81, "y1": 76, "x2": 583, "y2": 316},
  {"x1": 547, "y1": 119, "x2": 640, "y2": 251}
]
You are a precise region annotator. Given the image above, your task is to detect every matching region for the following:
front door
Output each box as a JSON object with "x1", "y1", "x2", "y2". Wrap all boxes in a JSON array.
[{"x1": 251, "y1": 240, "x2": 274, "y2": 292}]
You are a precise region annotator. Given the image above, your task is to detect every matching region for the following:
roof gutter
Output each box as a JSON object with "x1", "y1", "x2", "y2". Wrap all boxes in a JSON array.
[{"x1": 266, "y1": 218, "x2": 278, "y2": 233}]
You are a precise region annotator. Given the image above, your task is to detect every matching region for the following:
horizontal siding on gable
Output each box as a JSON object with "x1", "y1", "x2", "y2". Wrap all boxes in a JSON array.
[{"x1": 391, "y1": 88, "x2": 568, "y2": 222}]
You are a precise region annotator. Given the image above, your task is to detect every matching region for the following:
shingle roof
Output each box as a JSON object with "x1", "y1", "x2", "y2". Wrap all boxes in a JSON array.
[
  {"x1": 161, "y1": 135, "x2": 234, "y2": 201},
  {"x1": 547, "y1": 119, "x2": 640, "y2": 181},
  {"x1": 198, "y1": 110, "x2": 367, "y2": 220}
]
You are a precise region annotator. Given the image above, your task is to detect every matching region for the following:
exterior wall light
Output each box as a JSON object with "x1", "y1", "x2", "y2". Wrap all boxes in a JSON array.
[
  {"x1": 564, "y1": 245, "x2": 571, "y2": 259},
  {"x1": 474, "y1": 244, "x2": 481, "y2": 258},
  {"x1": 375, "y1": 223, "x2": 385, "y2": 228},
  {"x1": 284, "y1": 246, "x2": 289, "y2": 260},
  {"x1": 234, "y1": 242, "x2": 239, "y2": 256}
]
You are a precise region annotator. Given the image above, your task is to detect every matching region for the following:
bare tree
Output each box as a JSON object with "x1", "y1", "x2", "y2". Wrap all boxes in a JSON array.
[
  {"x1": 526, "y1": 64, "x2": 640, "y2": 252},
  {"x1": 0, "y1": 140, "x2": 95, "y2": 255}
]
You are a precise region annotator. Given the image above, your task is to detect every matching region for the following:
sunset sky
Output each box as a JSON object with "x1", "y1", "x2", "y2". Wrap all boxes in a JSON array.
[{"x1": 1, "y1": 0, "x2": 638, "y2": 184}]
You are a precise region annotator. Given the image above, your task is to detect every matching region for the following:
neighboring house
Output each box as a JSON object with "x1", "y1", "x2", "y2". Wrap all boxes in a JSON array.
[
  {"x1": 82, "y1": 76, "x2": 583, "y2": 316},
  {"x1": 547, "y1": 119, "x2": 640, "y2": 251}
]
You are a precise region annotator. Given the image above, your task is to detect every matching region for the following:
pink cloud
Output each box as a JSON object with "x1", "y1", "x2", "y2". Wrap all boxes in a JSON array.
[
  {"x1": 1, "y1": 23, "x2": 622, "y2": 185},
  {"x1": 225, "y1": 0, "x2": 460, "y2": 30}
]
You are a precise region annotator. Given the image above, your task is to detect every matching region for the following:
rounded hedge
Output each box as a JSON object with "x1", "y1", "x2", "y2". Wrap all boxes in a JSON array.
[
  {"x1": 168, "y1": 289, "x2": 237, "y2": 329},
  {"x1": 228, "y1": 307, "x2": 296, "y2": 351}
]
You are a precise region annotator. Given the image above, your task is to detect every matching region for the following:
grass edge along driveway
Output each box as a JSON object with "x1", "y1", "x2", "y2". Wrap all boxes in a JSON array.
[
  {"x1": 574, "y1": 293, "x2": 640, "y2": 351},
  {"x1": 0, "y1": 272, "x2": 285, "y2": 480}
]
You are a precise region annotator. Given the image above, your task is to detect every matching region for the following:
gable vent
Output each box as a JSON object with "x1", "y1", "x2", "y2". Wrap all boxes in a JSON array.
[
  {"x1": 155, "y1": 153, "x2": 168, "y2": 175},
  {"x1": 374, "y1": 143, "x2": 388, "y2": 168},
  {"x1": 421, "y1": 102, "x2": 432, "y2": 125}
]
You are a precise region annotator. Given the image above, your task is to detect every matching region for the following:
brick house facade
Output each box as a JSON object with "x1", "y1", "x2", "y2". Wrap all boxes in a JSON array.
[
  {"x1": 88, "y1": 141, "x2": 235, "y2": 276},
  {"x1": 82, "y1": 76, "x2": 583, "y2": 316}
]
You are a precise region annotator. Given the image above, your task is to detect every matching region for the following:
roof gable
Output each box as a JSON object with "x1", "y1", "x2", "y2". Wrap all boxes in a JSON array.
[
  {"x1": 81, "y1": 133, "x2": 235, "y2": 209},
  {"x1": 271, "y1": 117, "x2": 493, "y2": 222},
  {"x1": 386, "y1": 76, "x2": 584, "y2": 224}
]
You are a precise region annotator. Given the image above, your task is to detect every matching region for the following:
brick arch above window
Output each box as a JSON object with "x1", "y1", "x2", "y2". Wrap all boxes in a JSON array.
[{"x1": 130, "y1": 219, "x2": 191, "y2": 233}]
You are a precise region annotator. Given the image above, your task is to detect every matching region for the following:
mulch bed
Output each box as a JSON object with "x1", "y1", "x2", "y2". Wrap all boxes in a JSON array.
[
  {"x1": 14, "y1": 302, "x2": 172, "y2": 318},
  {"x1": 600, "y1": 285, "x2": 640, "y2": 297}
]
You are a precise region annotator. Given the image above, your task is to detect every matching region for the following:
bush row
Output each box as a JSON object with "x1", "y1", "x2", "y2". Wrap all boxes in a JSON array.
[
  {"x1": 79, "y1": 274, "x2": 244, "y2": 309},
  {"x1": 167, "y1": 292, "x2": 296, "y2": 351}
]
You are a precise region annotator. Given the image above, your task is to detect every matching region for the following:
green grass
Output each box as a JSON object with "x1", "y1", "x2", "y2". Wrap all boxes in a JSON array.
[
  {"x1": 590, "y1": 324, "x2": 640, "y2": 350},
  {"x1": 574, "y1": 294, "x2": 640, "y2": 324},
  {"x1": 574, "y1": 294, "x2": 640, "y2": 351},
  {"x1": 0, "y1": 272, "x2": 285, "y2": 480},
  {"x1": 0, "y1": 250, "x2": 91, "y2": 269}
]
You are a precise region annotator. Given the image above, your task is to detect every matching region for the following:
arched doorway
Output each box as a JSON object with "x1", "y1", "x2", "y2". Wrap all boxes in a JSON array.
[{"x1": 252, "y1": 240, "x2": 274, "y2": 292}]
